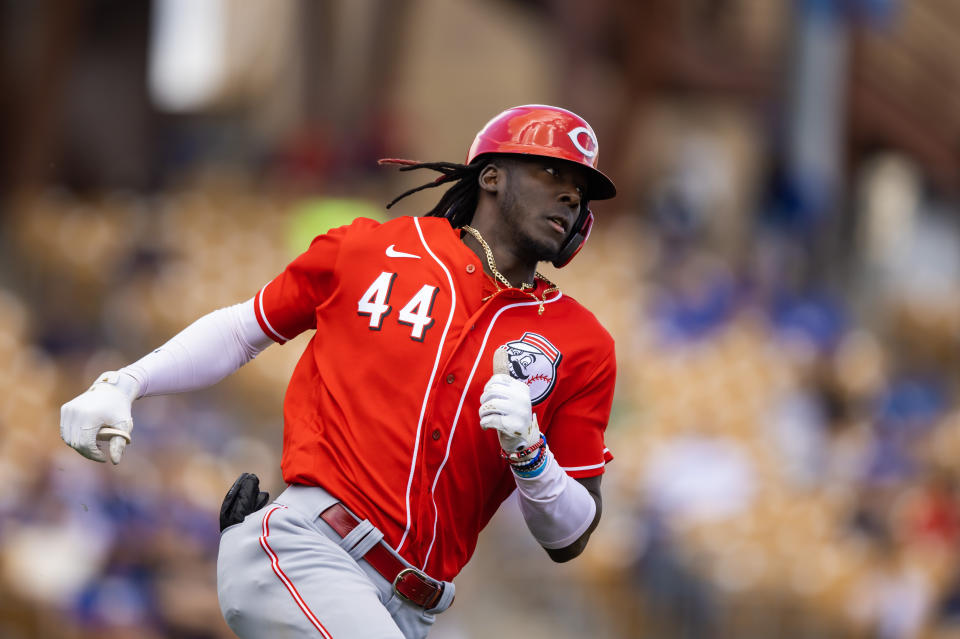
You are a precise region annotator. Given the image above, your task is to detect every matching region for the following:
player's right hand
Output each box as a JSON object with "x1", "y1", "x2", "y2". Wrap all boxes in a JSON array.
[
  {"x1": 60, "y1": 371, "x2": 140, "y2": 464},
  {"x1": 479, "y1": 348, "x2": 541, "y2": 454}
]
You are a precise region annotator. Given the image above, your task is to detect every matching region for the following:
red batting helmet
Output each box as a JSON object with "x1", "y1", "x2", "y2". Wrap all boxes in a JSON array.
[
  {"x1": 467, "y1": 104, "x2": 615, "y2": 267},
  {"x1": 466, "y1": 104, "x2": 616, "y2": 201}
]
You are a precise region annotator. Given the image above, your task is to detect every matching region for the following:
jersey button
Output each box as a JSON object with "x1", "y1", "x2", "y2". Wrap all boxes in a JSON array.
[
  {"x1": 446, "y1": 374, "x2": 455, "y2": 384},
  {"x1": 465, "y1": 264, "x2": 476, "y2": 274},
  {"x1": 432, "y1": 429, "x2": 441, "y2": 441}
]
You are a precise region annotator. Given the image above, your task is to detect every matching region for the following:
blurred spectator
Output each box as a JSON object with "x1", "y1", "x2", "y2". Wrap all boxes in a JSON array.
[
  {"x1": 848, "y1": 538, "x2": 932, "y2": 639},
  {"x1": 863, "y1": 377, "x2": 947, "y2": 487},
  {"x1": 896, "y1": 469, "x2": 960, "y2": 552},
  {"x1": 642, "y1": 429, "x2": 756, "y2": 527},
  {"x1": 630, "y1": 507, "x2": 718, "y2": 639},
  {"x1": 648, "y1": 250, "x2": 738, "y2": 343}
]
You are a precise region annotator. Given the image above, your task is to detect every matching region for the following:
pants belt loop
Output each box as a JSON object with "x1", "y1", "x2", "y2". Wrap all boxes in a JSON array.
[
  {"x1": 429, "y1": 579, "x2": 456, "y2": 614},
  {"x1": 339, "y1": 521, "x2": 384, "y2": 562}
]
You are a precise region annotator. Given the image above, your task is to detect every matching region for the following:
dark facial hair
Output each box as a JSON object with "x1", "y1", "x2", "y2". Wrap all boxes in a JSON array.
[{"x1": 500, "y1": 167, "x2": 562, "y2": 263}]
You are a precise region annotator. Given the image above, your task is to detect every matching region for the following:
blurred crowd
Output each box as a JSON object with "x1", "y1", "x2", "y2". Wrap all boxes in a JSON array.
[{"x1": 3, "y1": 1, "x2": 960, "y2": 638}]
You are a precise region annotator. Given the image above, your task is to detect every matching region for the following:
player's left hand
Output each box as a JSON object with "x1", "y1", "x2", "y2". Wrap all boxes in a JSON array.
[
  {"x1": 60, "y1": 371, "x2": 139, "y2": 464},
  {"x1": 479, "y1": 348, "x2": 541, "y2": 454}
]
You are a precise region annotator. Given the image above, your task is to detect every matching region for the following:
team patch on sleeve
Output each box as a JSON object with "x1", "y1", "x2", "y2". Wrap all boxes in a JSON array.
[{"x1": 499, "y1": 332, "x2": 561, "y2": 405}]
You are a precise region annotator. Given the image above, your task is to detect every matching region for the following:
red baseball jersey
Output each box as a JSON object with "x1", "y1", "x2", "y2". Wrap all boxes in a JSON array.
[{"x1": 253, "y1": 215, "x2": 616, "y2": 581}]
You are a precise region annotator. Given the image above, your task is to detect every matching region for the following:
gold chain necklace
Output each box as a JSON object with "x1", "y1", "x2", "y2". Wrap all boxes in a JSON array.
[{"x1": 462, "y1": 225, "x2": 559, "y2": 315}]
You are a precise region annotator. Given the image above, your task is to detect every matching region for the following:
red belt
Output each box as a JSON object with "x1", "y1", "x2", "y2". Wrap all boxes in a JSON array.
[{"x1": 319, "y1": 503, "x2": 445, "y2": 610}]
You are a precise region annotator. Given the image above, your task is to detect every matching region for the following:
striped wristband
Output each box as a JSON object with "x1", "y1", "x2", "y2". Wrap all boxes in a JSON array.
[{"x1": 511, "y1": 443, "x2": 551, "y2": 478}]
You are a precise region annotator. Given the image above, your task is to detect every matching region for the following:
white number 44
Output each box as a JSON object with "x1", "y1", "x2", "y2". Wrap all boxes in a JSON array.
[{"x1": 357, "y1": 271, "x2": 438, "y2": 341}]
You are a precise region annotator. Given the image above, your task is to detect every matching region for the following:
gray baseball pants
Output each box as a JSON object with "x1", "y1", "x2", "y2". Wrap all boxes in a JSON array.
[{"x1": 217, "y1": 484, "x2": 455, "y2": 638}]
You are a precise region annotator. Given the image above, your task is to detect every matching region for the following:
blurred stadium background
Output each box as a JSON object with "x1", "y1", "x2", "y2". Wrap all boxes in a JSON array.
[{"x1": 3, "y1": 0, "x2": 960, "y2": 637}]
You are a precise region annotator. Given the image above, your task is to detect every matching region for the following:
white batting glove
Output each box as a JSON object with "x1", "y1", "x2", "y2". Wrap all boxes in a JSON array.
[
  {"x1": 479, "y1": 348, "x2": 542, "y2": 454},
  {"x1": 60, "y1": 371, "x2": 140, "y2": 464}
]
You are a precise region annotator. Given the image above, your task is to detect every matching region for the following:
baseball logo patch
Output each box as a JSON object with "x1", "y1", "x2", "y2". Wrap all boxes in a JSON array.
[{"x1": 500, "y1": 332, "x2": 562, "y2": 405}]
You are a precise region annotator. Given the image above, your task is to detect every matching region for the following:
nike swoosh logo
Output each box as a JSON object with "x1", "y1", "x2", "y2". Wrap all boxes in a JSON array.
[{"x1": 385, "y1": 244, "x2": 421, "y2": 259}]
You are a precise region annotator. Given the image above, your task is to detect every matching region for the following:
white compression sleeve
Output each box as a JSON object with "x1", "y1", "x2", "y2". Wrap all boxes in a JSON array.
[
  {"x1": 513, "y1": 450, "x2": 598, "y2": 550},
  {"x1": 120, "y1": 298, "x2": 273, "y2": 398}
]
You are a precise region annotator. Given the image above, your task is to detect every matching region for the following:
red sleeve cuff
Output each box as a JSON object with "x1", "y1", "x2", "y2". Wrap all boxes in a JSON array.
[
  {"x1": 560, "y1": 448, "x2": 613, "y2": 478},
  {"x1": 254, "y1": 286, "x2": 291, "y2": 344}
]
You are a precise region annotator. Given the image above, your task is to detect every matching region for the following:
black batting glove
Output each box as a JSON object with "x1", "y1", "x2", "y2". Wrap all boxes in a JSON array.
[{"x1": 219, "y1": 472, "x2": 270, "y2": 532}]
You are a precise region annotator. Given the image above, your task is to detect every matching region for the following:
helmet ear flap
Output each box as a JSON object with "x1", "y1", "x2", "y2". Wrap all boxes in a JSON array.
[{"x1": 552, "y1": 208, "x2": 594, "y2": 268}]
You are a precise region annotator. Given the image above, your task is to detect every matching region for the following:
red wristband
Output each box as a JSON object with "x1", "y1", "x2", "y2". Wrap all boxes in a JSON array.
[{"x1": 500, "y1": 434, "x2": 546, "y2": 464}]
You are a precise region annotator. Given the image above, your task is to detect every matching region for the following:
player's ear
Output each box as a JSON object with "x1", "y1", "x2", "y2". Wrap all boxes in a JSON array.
[{"x1": 478, "y1": 162, "x2": 502, "y2": 194}]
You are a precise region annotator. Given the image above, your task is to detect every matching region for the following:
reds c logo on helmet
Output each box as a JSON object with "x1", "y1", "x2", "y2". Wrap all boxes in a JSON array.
[
  {"x1": 500, "y1": 332, "x2": 562, "y2": 405},
  {"x1": 567, "y1": 126, "x2": 598, "y2": 159}
]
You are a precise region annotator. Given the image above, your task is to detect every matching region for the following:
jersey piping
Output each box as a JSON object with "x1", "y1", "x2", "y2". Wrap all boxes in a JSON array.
[
  {"x1": 395, "y1": 217, "x2": 458, "y2": 554},
  {"x1": 420, "y1": 292, "x2": 564, "y2": 570},
  {"x1": 259, "y1": 504, "x2": 334, "y2": 638}
]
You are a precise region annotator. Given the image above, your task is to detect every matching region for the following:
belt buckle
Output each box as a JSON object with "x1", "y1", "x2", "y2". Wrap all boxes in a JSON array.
[{"x1": 392, "y1": 567, "x2": 436, "y2": 608}]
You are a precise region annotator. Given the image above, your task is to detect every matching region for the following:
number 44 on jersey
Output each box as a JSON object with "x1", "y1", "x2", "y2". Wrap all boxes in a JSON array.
[{"x1": 357, "y1": 271, "x2": 439, "y2": 342}]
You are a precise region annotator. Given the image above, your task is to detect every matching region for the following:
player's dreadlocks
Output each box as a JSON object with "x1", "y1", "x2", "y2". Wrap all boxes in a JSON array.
[{"x1": 379, "y1": 158, "x2": 487, "y2": 228}]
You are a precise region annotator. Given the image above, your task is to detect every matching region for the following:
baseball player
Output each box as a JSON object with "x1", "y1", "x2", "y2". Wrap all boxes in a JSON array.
[{"x1": 60, "y1": 104, "x2": 618, "y2": 638}]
